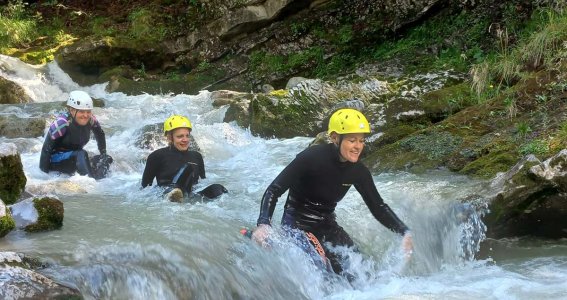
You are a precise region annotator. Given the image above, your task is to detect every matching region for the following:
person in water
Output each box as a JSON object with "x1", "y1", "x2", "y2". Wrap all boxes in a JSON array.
[
  {"x1": 141, "y1": 115, "x2": 227, "y2": 202},
  {"x1": 39, "y1": 90, "x2": 113, "y2": 179},
  {"x1": 251, "y1": 108, "x2": 413, "y2": 276}
]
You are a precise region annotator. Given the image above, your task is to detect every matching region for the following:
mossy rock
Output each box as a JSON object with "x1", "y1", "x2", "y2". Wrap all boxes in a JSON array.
[
  {"x1": 0, "y1": 215, "x2": 16, "y2": 238},
  {"x1": 24, "y1": 197, "x2": 64, "y2": 232},
  {"x1": 0, "y1": 151, "x2": 27, "y2": 205},
  {"x1": 0, "y1": 77, "x2": 32, "y2": 104},
  {"x1": 0, "y1": 115, "x2": 46, "y2": 138},
  {"x1": 248, "y1": 93, "x2": 321, "y2": 138},
  {"x1": 459, "y1": 142, "x2": 518, "y2": 179},
  {"x1": 421, "y1": 82, "x2": 474, "y2": 122}
]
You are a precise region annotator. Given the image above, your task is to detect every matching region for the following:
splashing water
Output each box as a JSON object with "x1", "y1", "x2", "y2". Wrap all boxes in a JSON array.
[{"x1": 1, "y1": 55, "x2": 566, "y2": 299}]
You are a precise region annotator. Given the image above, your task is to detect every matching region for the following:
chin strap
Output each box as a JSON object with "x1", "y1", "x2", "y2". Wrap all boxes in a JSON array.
[{"x1": 332, "y1": 134, "x2": 345, "y2": 161}]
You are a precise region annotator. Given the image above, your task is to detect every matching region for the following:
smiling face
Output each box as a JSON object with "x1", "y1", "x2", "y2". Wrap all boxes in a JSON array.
[
  {"x1": 167, "y1": 127, "x2": 191, "y2": 151},
  {"x1": 331, "y1": 132, "x2": 365, "y2": 163},
  {"x1": 68, "y1": 107, "x2": 92, "y2": 126}
]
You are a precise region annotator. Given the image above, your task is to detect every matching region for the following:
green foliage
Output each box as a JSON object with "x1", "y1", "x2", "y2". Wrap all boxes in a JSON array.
[
  {"x1": 0, "y1": 0, "x2": 38, "y2": 49},
  {"x1": 520, "y1": 8, "x2": 567, "y2": 69},
  {"x1": 91, "y1": 16, "x2": 116, "y2": 37},
  {"x1": 470, "y1": 6, "x2": 567, "y2": 100},
  {"x1": 519, "y1": 139, "x2": 549, "y2": 156},
  {"x1": 504, "y1": 96, "x2": 517, "y2": 119},
  {"x1": 250, "y1": 47, "x2": 324, "y2": 75},
  {"x1": 372, "y1": 10, "x2": 490, "y2": 73},
  {"x1": 127, "y1": 8, "x2": 167, "y2": 42},
  {"x1": 196, "y1": 60, "x2": 211, "y2": 72},
  {"x1": 516, "y1": 122, "x2": 532, "y2": 139},
  {"x1": 337, "y1": 25, "x2": 353, "y2": 44}
]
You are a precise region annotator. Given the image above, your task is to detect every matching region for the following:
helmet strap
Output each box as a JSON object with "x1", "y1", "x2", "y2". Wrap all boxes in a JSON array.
[
  {"x1": 69, "y1": 107, "x2": 78, "y2": 123},
  {"x1": 330, "y1": 133, "x2": 347, "y2": 162}
]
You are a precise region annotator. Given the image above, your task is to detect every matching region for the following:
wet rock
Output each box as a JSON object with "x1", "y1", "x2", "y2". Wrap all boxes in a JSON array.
[
  {"x1": 0, "y1": 143, "x2": 26, "y2": 205},
  {"x1": 0, "y1": 198, "x2": 16, "y2": 238},
  {"x1": 285, "y1": 77, "x2": 308, "y2": 89},
  {"x1": 261, "y1": 84, "x2": 275, "y2": 93},
  {"x1": 0, "y1": 114, "x2": 46, "y2": 138},
  {"x1": 10, "y1": 197, "x2": 64, "y2": 232},
  {"x1": 484, "y1": 150, "x2": 567, "y2": 238},
  {"x1": 0, "y1": 76, "x2": 32, "y2": 104},
  {"x1": 0, "y1": 251, "x2": 83, "y2": 299}
]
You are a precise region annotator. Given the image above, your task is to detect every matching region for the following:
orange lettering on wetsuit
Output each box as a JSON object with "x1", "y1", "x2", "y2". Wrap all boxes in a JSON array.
[{"x1": 305, "y1": 232, "x2": 328, "y2": 263}]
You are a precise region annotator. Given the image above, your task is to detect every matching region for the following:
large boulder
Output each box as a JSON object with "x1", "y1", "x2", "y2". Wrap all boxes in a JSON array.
[
  {"x1": 0, "y1": 143, "x2": 26, "y2": 205},
  {"x1": 484, "y1": 150, "x2": 567, "y2": 239},
  {"x1": 0, "y1": 114, "x2": 46, "y2": 138},
  {"x1": 0, "y1": 76, "x2": 32, "y2": 104},
  {"x1": 0, "y1": 252, "x2": 83, "y2": 299},
  {"x1": 10, "y1": 197, "x2": 64, "y2": 232}
]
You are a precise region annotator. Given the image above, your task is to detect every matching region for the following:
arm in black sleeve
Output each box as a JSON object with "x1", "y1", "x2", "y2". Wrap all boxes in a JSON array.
[
  {"x1": 196, "y1": 151, "x2": 205, "y2": 179},
  {"x1": 355, "y1": 168, "x2": 409, "y2": 235},
  {"x1": 256, "y1": 154, "x2": 307, "y2": 226},
  {"x1": 91, "y1": 117, "x2": 107, "y2": 154},
  {"x1": 39, "y1": 134, "x2": 55, "y2": 173},
  {"x1": 141, "y1": 152, "x2": 158, "y2": 188}
]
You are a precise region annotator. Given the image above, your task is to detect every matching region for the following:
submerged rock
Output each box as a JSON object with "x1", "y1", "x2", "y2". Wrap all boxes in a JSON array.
[{"x1": 0, "y1": 251, "x2": 83, "y2": 299}]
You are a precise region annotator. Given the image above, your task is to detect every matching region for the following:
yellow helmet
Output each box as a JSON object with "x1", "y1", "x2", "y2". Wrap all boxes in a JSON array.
[
  {"x1": 328, "y1": 108, "x2": 370, "y2": 135},
  {"x1": 164, "y1": 115, "x2": 192, "y2": 134}
]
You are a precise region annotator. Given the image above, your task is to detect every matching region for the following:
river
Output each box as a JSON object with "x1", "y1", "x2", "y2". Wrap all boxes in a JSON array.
[{"x1": 0, "y1": 54, "x2": 566, "y2": 299}]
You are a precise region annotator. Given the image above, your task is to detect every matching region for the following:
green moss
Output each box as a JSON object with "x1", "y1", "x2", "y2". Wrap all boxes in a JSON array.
[
  {"x1": 0, "y1": 154, "x2": 26, "y2": 205},
  {"x1": 460, "y1": 148, "x2": 518, "y2": 179},
  {"x1": 248, "y1": 92, "x2": 320, "y2": 138},
  {"x1": 422, "y1": 82, "x2": 475, "y2": 120},
  {"x1": 399, "y1": 130, "x2": 463, "y2": 160},
  {"x1": 25, "y1": 197, "x2": 64, "y2": 232},
  {"x1": 0, "y1": 214, "x2": 16, "y2": 237}
]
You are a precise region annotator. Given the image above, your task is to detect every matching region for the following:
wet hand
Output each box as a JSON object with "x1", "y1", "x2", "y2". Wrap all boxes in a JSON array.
[
  {"x1": 252, "y1": 224, "x2": 272, "y2": 248},
  {"x1": 402, "y1": 231, "x2": 413, "y2": 261}
]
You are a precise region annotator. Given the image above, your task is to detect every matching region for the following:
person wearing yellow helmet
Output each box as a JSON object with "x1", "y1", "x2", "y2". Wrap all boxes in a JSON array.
[
  {"x1": 141, "y1": 115, "x2": 227, "y2": 202},
  {"x1": 39, "y1": 90, "x2": 113, "y2": 179},
  {"x1": 251, "y1": 108, "x2": 413, "y2": 277}
]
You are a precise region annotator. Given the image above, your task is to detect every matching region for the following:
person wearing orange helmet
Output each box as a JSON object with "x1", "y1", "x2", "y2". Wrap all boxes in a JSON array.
[
  {"x1": 141, "y1": 115, "x2": 227, "y2": 202},
  {"x1": 251, "y1": 108, "x2": 413, "y2": 277}
]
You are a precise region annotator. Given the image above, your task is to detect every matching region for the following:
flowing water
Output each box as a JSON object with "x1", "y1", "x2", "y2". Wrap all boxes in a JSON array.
[{"x1": 0, "y1": 55, "x2": 566, "y2": 299}]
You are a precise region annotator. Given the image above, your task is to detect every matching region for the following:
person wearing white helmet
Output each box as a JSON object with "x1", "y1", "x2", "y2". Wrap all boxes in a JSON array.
[
  {"x1": 251, "y1": 108, "x2": 413, "y2": 278},
  {"x1": 39, "y1": 90, "x2": 112, "y2": 179}
]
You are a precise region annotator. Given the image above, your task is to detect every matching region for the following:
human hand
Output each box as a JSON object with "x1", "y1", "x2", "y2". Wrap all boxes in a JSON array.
[
  {"x1": 252, "y1": 224, "x2": 272, "y2": 248},
  {"x1": 402, "y1": 231, "x2": 413, "y2": 261}
]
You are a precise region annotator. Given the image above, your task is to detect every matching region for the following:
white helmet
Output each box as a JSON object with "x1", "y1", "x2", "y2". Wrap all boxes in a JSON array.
[{"x1": 67, "y1": 91, "x2": 93, "y2": 110}]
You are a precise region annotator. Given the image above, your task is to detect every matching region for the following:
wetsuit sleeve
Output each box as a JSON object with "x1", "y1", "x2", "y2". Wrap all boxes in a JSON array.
[
  {"x1": 257, "y1": 155, "x2": 306, "y2": 226},
  {"x1": 90, "y1": 115, "x2": 107, "y2": 154},
  {"x1": 141, "y1": 151, "x2": 158, "y2": 188},
  {"x1": 39, "y1": 133, "x2": 56, "y2": 173},
  {"x1": 196, "y1": 151, "x2": 205, "y2": 179},
  {"x1": 39, "y1": 117, "x2": 68, "y2": 173},
  {"x1": 355, "y1": 167, "x2": 409, "y2": 235}
]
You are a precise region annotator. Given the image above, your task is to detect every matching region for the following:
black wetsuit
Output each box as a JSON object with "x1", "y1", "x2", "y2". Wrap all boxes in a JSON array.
[
  {"x1": 257, "y1": 143, "x2": 409, "y2": 274},
  {"x1": 141, "y1": 146, "x2": 205, "y2": 194},
  {"x1": 39, "y1": 112, "x2": 108, "y2": 177}
]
